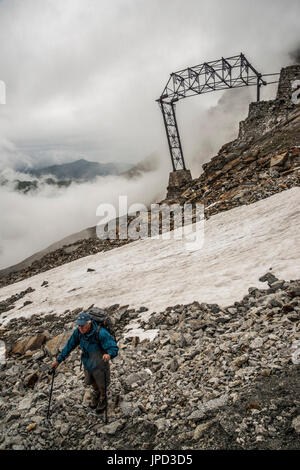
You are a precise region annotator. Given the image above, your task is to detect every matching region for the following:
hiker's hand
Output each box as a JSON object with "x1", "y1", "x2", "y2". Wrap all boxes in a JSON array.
[
  {"x1": 103, "y1": 354, "x2": 110, "y2": 362},
  {"x1": 51, "y1": 361, "x2": 59, "y2": 369}
]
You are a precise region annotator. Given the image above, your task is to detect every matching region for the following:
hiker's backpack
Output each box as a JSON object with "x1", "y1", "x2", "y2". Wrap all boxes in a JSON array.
[
  {"x1": 86, "y1": 306, "x2": 117, "y2": 344},
  {"x1": 79, "y1": 307, "x2": 117, "y2": 371}
]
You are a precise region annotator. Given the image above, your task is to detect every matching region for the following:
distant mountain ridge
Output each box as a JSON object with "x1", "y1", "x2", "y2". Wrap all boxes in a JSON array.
[
  {"x1": 0, "y1": 157, "x2": 157, "y2": 194},
  {"x1": 22, "y1": 158, "x2": 134, "y2": 181}
]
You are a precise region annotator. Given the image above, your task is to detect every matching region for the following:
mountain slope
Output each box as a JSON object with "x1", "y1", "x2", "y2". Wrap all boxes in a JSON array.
[
  {"x1": 0, "y1": 187, "x2": 299, "y2": 451},
  {"x1": 0, "y1": 187, "x2": 299, "y2": 329}
]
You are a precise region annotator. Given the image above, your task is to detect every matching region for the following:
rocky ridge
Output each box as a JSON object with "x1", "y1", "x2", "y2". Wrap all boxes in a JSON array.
[
  {"x1": 165, "y1": 115, "x2": 300, "y2": 213},
  {"x1": 0, "y1": 273, "x2": 299, "y2": 450}
]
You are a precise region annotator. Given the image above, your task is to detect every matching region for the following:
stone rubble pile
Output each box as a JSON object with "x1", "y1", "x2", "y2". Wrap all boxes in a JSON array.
[
  {"x1": 0, "y1": 287, "x2": 35, "y2": 315},
  {"x1": 0, "y1": 273, "x2": 299, "y2": 450}
]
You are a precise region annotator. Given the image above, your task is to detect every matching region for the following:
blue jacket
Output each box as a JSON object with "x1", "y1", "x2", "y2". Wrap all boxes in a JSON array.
[{"x1": 57, "y1": 320, "x2": 118, "y2": 371}]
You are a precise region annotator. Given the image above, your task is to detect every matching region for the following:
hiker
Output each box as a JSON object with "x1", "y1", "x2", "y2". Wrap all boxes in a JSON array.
[{"x1": 50, "y1": 312, "x2": 118, "y2": 413}]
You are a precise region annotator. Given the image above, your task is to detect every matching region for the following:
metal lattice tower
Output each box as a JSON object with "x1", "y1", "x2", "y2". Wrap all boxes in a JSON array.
[{"x1": 157, "y1": 53, "x2": 279, "y2": 171}]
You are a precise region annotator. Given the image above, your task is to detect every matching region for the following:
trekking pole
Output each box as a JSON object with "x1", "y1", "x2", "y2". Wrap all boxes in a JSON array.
[
  {"x1": 47, "y1": 368, "x2": 56, "y2": 420},
  {"x1": 104, "y1": 365, "x2": 108, "y2": 425}
]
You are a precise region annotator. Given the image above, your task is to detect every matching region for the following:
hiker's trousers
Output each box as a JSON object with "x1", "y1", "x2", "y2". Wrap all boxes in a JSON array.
[{"x1": 84, "y1": 352, "x2": 110, "y2": 389}]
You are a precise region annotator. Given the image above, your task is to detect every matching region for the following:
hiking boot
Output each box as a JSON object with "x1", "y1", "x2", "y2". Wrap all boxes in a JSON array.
[
  {"x1": 89, "y1": 390, "x2": 100, "y2": 409},
  {"x1": 96, "y1": 397, "x2": 106, "y2": 414}
]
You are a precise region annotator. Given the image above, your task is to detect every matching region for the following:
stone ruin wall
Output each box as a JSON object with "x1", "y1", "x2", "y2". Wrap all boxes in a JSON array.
[{"x1": 238, "y1": 65, "x2": 300, "y2": 142}]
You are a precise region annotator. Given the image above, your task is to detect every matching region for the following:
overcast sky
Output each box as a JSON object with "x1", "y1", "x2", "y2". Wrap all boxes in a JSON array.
[
  {"x1": 0, "y1": 0, "x2": 299, "y2": 268},
  {"x1": 0, "y1": 0, "x2": 299, "y2": 170}
]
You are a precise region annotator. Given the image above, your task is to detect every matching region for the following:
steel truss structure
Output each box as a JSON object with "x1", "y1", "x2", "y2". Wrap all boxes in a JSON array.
[{"x1": 157, "y1": 53, "x2": 279, "y2": 171}]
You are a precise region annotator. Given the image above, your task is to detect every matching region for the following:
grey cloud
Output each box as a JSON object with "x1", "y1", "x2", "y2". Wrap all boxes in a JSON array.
[
  {"x1": 289, "y1": 45, "x2": 300, "y2": 64},
  {"x1": 0, "y1": 0, "x2": 299, "y2": 169}
]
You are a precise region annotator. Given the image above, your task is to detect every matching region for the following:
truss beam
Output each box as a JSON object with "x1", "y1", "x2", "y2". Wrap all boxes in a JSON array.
[{"x1": 157, "y1": 53, "x2": 276, "y2": 171}]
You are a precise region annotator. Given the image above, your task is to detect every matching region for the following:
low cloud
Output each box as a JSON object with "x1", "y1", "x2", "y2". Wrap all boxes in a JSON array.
[
  {"x1": 289, "y1": 44, "x2": 300, "y2": 64},
  {"x1": 0, "y1": 158, "x2": 170, "y2": 269}
]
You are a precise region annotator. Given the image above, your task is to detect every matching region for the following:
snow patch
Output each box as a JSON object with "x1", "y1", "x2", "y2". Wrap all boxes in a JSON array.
[{"x1": 124, "y1": 327, "x2": 159, "y2": 343}]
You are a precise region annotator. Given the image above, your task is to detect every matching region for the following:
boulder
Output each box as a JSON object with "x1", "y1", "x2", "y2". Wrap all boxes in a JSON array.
[
  {"x1": 123, "y1": 370, "x2": 150, "y2": 388},
  {"x1": 18, "y1": 397, "x2": 33, "y2": 411},
  {"x1": 97, "y1": 419, "x2": 126, "y2": 435},
  {"x1": 188, "y1": 395, "x2": 229, "y2": 422},
  {"x1": 45, "y1": 331, "x2": 72, "y2": 356},
  {"x1": 11, "y1": 334, "x2": 48, "y2": 355},
  {"x1": 232, "y1": 354, "x2": 249, "y2": 368},
  {"x1": 120, "y1": 401, "x2": 141, "y2": 418},
  {"x1": 154, "y1": 418, "x2": 172, "y2": 432},
  {"x1": 193, "y1": 421, "x2": 213, "y2": 440},
  {"x1": 250, "y1": 337, "x2": 264, "y2": 349},
  {"x1": 270, "y1": 153, "x2": 287, "y2": 167},
  {"x1": 169, "y1": 358, "x2": 179, "y2": 372},
  {"x1": 292, "y1": 416, "x2": 300, "y2": 434},
  {"x1": 25, "y1": 372, "x2": 39, "y2": 389},
  {"x1": 259, "y1": 272, "x2": 279, "y2": 285},
  {"x1": 286, "y1": 283, "x2": 300, "y2": 298},
  {"x1": 25, "y1": 334, "x2": 48, "y2": 351}
]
